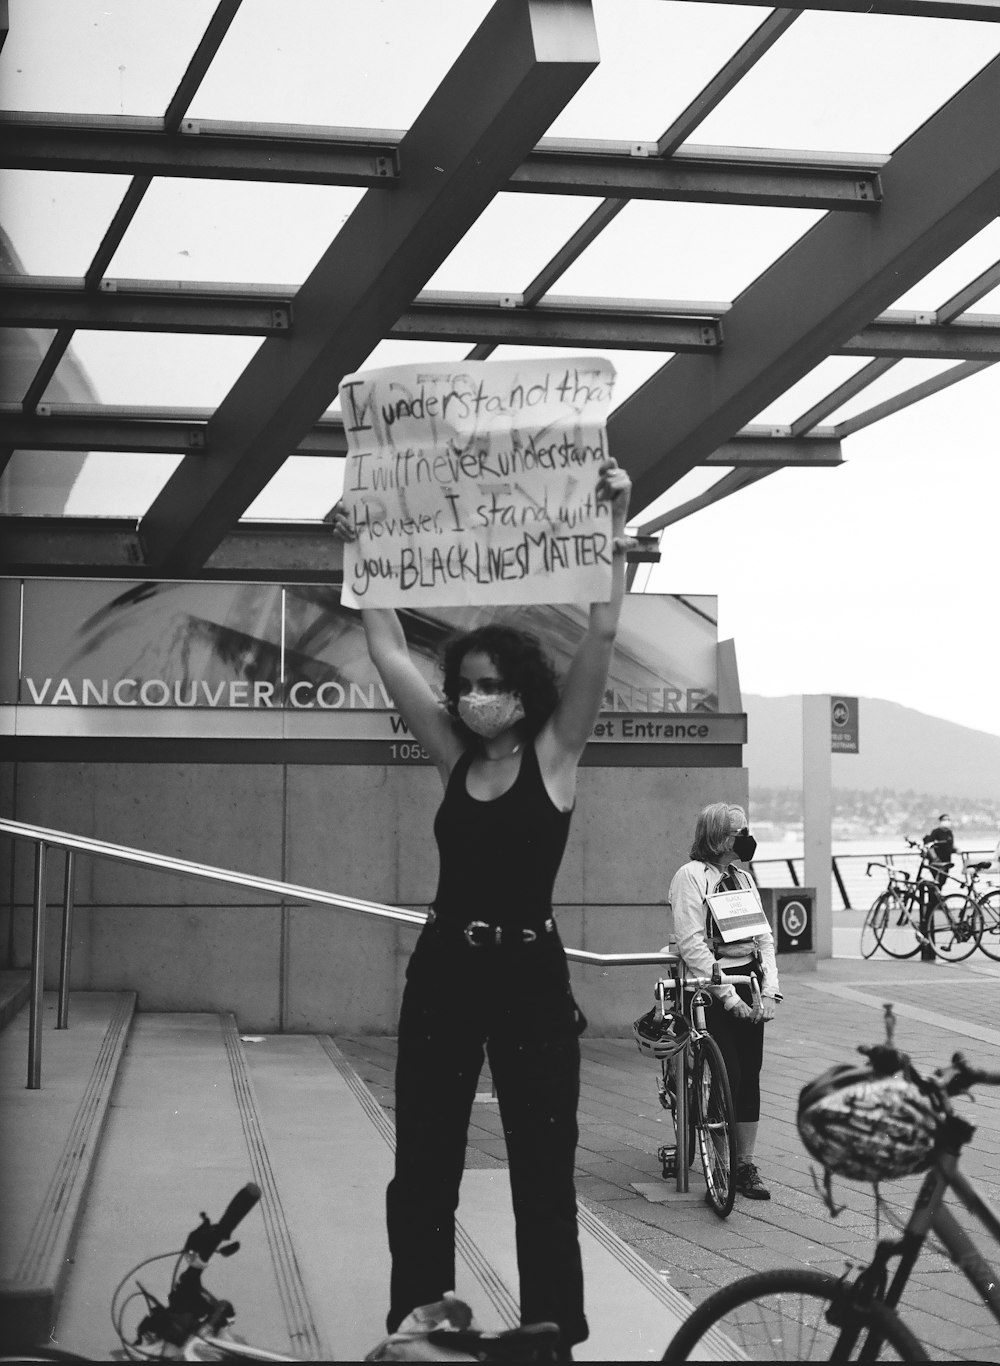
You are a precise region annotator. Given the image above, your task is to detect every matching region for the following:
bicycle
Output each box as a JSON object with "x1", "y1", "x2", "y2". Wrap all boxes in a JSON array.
[
  {"x1": 957, "y1": 852, "x2": 1000, "y2": 963},
  {"x1": 860, "y1": 838, "x2": 981, "y2": 963},
  {"x1": 2, "y1": 1184, "x2": 564, "y2": 1363},
  {"x1": 662, "y1": 1012, "x2": 1000, "y2": 1361},
  {"x1": 637, "y1": 963, "x2": 758, "y2": 1219}
]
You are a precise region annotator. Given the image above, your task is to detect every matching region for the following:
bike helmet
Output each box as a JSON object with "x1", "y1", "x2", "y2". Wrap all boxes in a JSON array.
[
  {"x1": 797, "y1": 1050, "x2": 943, "y2": 1183},
  {"x1": 633, "y1": 1008, "x2": 691, "y2": 1060}
]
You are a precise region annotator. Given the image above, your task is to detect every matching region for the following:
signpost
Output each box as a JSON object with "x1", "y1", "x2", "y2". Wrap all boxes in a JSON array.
[
  {"x1": 803, "y1": 694, "x2": 861, "y2": 959},
  {"x1": 831, "y1": 695, "x2": 859, "y2": 753}
]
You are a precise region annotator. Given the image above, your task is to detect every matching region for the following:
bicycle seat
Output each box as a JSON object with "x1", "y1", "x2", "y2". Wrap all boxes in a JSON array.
[{"x1": 969, "y1": 861, "x2": 991, "y2": 873}]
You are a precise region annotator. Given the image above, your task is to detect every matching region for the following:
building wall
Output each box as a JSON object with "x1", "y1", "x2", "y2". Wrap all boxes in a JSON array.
[{"x1": 1, "y1": 759, "x2": 747, "y2": 1034}]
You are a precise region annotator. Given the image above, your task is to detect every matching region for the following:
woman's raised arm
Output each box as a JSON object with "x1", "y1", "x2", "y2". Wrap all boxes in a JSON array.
[
  {"x1": 544, "y1": 460, "x2": 631, "y2": 754},
  {"x1": 329, "y1": 507, "x2": 462, "y2": 782},
  {"x1": 535, "y1": 459, "x2": 632, "y2": 807}
]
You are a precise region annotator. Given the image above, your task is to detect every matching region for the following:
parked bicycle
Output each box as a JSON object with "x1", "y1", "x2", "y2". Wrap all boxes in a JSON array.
[
  {"x1": 957, "y1": 852, "x2": 1000, "y2": 963},
  {"x1": 1, "y1": 1184, "x2": 563, "y2": 1362},
  {"x1": 634, "y1": 963, "x2": 758, "y2": 1218},
  {"x1": 662, "y1": 1007, "x2": 1000, "y2": 1361},
  {"x1": 860, "y1": 837, "x2": 981, "y2": 962}
]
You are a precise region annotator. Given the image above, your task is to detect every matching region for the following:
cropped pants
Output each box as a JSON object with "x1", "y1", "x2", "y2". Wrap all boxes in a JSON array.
[
  {"x1": 385, "y1": 925, "x2": 588, "y2": 1347},
  {"x1": 706, "y1": 961, "x2": 766, "y2": 1123}
]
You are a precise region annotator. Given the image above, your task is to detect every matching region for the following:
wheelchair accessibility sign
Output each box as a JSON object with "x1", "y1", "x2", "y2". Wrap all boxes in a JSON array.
[{"x1": 781, "y1": 900, "x2": 809, "y2": 939}]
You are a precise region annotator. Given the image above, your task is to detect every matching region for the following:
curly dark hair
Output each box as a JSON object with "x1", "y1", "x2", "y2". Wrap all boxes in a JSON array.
[{"x1": 441, "y1": 624, "x2": 560, "y2": 739}]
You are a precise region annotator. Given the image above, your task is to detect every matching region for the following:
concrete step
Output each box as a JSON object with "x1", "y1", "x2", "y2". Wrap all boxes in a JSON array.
[
  {"x1": 0, "y1": 970, "x2": 30, "y2": 1033},
  {"x1": 42, "y1": 1018, "x2": 725, "y2": 1361},
  {"x1": 0, "y1": 990, "x2": 135, "y2": 1351}
]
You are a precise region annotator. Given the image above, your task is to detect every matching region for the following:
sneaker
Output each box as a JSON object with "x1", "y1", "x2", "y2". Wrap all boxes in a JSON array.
[{"x1": 735, "y1": 1162, "x2": 771, "y2": 1200}]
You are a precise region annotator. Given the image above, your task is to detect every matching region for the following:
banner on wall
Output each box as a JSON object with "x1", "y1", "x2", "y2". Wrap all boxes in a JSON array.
[
  {"x1": 7, "y1": 580, "x2": 721, "y2": 723},
  {"x1": 339, "y1": 357, "x2": 616, "y2": 609}
]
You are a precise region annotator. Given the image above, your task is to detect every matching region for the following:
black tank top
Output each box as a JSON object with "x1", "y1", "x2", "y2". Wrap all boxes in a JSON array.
[{"x1": 431, "y1": 740, "x2": 572, "y2": 928}]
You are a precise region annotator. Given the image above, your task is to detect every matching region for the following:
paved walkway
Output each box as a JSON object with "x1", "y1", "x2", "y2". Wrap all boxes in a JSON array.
[{"x1": 340, "y1": 952, "x2": 1000, "y2": 1362}]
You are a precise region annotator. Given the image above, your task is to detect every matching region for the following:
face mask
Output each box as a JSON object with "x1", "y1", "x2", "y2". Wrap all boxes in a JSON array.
[
  {"x1": 457, "y1": 691, "x2": 525, "y2": 739},
  {"x1": 732, "y1": 831, "x2": 757, "y2": 862}
]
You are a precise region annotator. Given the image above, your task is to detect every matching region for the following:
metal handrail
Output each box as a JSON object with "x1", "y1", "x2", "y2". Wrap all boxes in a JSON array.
[
  {"x1": 752, "y1": 848, "x2": 994, "y2": 911},
  {"x1": 0, "y1": 816, "x2": 675, "y2": 1089}
]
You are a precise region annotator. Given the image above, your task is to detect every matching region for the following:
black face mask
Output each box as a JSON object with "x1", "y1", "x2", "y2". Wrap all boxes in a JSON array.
[{"x1": 732, "y1": 830, "x2": 757, "y2": 862}]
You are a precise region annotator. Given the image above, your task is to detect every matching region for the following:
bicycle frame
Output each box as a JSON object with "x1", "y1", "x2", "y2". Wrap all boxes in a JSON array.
[
  {"x1": 653, "y1": 965, "x2": 757, "y2": 1195},
  {"x1": 875, "y1": 1150, "x2": 1000, "y2": 1330}
]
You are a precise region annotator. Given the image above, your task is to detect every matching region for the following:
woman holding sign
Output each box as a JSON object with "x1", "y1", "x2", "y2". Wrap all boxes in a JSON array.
[
  {"x1": 667, "y1": 803, "x2": 781, "y2": 1201},
  {"x1": 330, "y1": 458, "x2": 630, "y2": 1356}
]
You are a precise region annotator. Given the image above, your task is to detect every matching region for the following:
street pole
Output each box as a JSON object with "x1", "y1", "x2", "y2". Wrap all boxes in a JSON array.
[{"x1": 803, "y1": 695, "x2": 833, "y2": 959}]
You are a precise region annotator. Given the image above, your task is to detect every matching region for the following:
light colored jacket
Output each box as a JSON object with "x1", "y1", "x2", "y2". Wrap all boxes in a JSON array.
[{"x1": 667, "y1": 859, "x2": 780, "y2": 1008}]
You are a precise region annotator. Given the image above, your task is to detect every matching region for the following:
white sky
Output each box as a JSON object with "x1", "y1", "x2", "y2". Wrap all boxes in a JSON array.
[{"x1": 2, "y1": 0, "x2": 999, "y2": 736}]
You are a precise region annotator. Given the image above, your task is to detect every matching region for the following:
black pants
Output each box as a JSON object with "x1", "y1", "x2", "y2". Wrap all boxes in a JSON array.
[
  {"x1": 706, "y1": 963, "x2": 765, "y2": 1123},
  {"x1": 385, "y1": 926, "x2": 588, "y2": 1346}
]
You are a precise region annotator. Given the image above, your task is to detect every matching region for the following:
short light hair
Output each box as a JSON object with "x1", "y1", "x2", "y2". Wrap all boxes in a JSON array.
[{"x1": 689, "y1": 802, "x2": 747, "y2": 864}]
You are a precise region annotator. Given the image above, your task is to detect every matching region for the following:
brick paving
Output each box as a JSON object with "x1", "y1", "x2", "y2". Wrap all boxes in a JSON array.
[{"x1": 340, "y1": 953, "x2": 1000, "y2": 1362}]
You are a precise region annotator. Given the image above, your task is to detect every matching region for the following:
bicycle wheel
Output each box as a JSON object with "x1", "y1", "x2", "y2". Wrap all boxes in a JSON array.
[
  {"x1": 977, "y1": 888, "x2": 1000, "y2": 961},
  {"x1": 927, "y1": 893, "x2": 982, "y2": 963},
  {"x1": 860, "y1": 897, "x2": 888, "y2": 958},
  {"x1": 662, "y1": 1268, "x2": 929, "y2": 1361},
  {"x1": 870, "y1": 889, "x2": 922, "y2": 959},
  {"x1": 692, "y1": 1035, "x2": 736, "y2": 1218}
]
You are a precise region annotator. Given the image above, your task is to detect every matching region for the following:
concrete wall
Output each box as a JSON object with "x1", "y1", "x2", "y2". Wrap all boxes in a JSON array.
[{"x1": 1, "y1": 760, "x2": 748, "y2": 1035}]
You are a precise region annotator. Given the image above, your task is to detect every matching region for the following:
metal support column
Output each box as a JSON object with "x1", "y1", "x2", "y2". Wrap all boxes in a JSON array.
[
  {"x1": 57, "y1": 848, "x2": 75, "y2": 1029},
  {"x1": 27, "y1": 841, "x2": 47, "y2": 1089}
]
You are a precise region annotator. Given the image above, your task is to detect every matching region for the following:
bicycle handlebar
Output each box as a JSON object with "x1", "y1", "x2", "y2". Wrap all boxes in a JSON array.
[
  {"x1": 184, "y1": 1182, "x2": 261, "y2": 1263},
  {"x1": 936, "y1": 1051, "x2": 1000, "y2": 1095}
]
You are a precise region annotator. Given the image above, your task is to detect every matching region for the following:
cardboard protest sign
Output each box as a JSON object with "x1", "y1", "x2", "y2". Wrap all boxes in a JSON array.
[{"x1": 338, "y1": 357, "x2": 616, "y2": 609}]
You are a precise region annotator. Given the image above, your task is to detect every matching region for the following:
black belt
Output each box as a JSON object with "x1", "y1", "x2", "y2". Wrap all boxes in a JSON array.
[{"x1": 426, "y1": 909, "x2": 556, "y2": 949}]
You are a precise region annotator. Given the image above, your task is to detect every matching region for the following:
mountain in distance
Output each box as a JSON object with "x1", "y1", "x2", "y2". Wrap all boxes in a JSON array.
[{"x1": 742, "y1": 695, "x2": 1000, "y2": 804}]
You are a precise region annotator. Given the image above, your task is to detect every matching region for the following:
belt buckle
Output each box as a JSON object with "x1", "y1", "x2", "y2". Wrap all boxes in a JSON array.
[{"x1": 464, "y1": 920, "x2": 496, "y2": 949}]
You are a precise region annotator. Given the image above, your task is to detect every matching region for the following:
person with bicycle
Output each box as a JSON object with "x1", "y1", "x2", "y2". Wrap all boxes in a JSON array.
[
  {"x1": 667, "y1": 803, "x2": 781, "y2": 1201},
  {"x1": 329, "y1": 459, "x2": 632, "y2": 1359}
]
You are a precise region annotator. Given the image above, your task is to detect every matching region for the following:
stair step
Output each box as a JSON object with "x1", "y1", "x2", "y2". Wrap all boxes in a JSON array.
[
  {"x1": 34, "y1": 1017, "x2": 723, "y2": 1361},
  {"x1": 0, "y1": 991, "x2": 135, "y2": 1351},
  {"x1": 0, "y1": 971, "x2": 30, "y2": 1033},
  {"x1": 52, "y1": 1012, "x2": 323, "y2": 1361}
]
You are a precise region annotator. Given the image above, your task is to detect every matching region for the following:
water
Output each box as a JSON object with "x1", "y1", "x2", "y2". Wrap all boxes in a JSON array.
[{"x1": 755, "y1": 834, "x2": 997, "y2": 864}]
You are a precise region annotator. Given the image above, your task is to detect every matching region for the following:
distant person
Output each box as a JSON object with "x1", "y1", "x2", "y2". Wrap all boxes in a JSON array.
[
  {"x1": 923, "y1": 814, "x2": 955, "y2": 889},
  {"x1": 667, "y1": 803, "x2": 781, "y2": 1202}
]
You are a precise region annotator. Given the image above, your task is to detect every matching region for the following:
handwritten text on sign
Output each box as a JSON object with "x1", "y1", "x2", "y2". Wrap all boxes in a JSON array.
[{"x1": 339, "y1": 357, "x2": 616, "y2": 608}]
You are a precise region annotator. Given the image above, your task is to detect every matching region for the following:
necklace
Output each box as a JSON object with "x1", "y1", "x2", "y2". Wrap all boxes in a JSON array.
[{"x1": 482, "y1": 741, "x2": 523, "y2": 762}]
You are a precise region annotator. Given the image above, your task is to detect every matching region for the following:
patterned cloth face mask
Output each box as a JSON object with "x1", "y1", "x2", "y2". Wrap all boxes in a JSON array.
[{"x1": 457, "y1": 692, "x2": 525, "y2": 739}]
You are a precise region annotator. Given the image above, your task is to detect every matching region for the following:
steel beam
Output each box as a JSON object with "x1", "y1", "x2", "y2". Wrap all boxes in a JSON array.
[
  {"x1": 0, "y1": 111, "x2": 399, "y2": 185},
  {"x1": 832, "y1": 359, "x2": 995, "y2": 436},
  {"x1": 395, "y1": 296, "x2": 721, "y2": 350},
  {"x1": 702, "y1": 430, "x2": 843, "y2": 465},
  {"x1": 0, "y1": 518, "x2": 346, "y2": 580},
  {"x1": 0, "y1": 279, "x2": 293, "y2": 336},
  {"x1": 637, "y1": 469, "x2": 777, "y2": 536},
  {"x1": 0, "y1": 517, "x2": 654, "y2": 578},
  {"x1": 0, "y1": 405, "x2": 349, "y2": 456},
  {"x1": 0, "y1": 409, "x2": 843, "y2": 467},
  {"x1": 680, "y1": 0, "x2": 1000, "y2": 16},
  {"x1": 510, "y1": 144, "x2": 881, "y2": 209},
  {"x1": 841, "y1": 311, "x2": 1000, "y2": 359},
  {"x1": 608, "y1": 53, "x2": 1000, "y2": 511},
  {"x1": 789, "y1": 358, "x2": 897, "y2": 436},
  {"x1": 0, "y1": 111, "x2": 882, "y2": 209},
  {"x1": 10, "y1": 281, "x2": 1000, "y2": 360},
  {"x1": 139, "y1": 0, "x2": 600, "y2": 572}
]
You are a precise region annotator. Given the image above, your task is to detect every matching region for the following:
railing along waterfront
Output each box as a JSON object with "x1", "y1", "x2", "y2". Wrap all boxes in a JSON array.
[
  {"x1": 752, "y1": 848, "x2": 995, "y2": 912},
  {"x1": 0, "y1": 817, "x2": 676, "y2": 1090}
]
